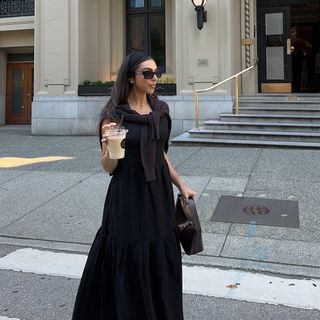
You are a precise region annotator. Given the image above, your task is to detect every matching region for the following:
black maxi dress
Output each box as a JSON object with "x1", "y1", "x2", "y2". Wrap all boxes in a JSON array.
[{"x1": 72, "y1": 96, "x2": 183, "y2": 320}]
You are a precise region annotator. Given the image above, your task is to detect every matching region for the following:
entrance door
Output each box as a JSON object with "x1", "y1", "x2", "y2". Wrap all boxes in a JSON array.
[
  {"x1": 258, "y1": 7, "x2": 292, "y2": 92},
  {"x1": 291, "y1": 3, "x2": 320, "y2": 92},
  {"x1": 5, "y1": 63, "x2": 34, "y2": 124}
]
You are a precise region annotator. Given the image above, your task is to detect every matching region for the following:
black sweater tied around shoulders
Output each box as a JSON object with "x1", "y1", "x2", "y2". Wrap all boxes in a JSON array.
[{"x1": 114, "y1": 95, "x2": 171, "y2": 182}]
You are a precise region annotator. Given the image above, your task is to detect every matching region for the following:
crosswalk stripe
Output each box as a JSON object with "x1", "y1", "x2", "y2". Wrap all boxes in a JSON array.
[
  {"x1": 0, "y1": 248, "x2": 86, "y2": 279},
  {"x1": 0, "y1": 316, "x2": 20, "y2": 320},
  {"x1": 184, "y1": 265, "x2": 320, "y2": 310},
  {"x1": 0, "y1": 248, "x2": 319, "y2": 310}
]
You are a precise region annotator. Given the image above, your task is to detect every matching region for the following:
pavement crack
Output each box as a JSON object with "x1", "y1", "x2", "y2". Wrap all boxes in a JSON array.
[
  {"x1": 0, "y1": 171, "x2": 99, "y2": 232},
  {"x1": 219, "y1": 227, "x2": 232, "y2": 257},
  {"x1": 243, "y1": 148, "x2": 263, "y2": 195}
]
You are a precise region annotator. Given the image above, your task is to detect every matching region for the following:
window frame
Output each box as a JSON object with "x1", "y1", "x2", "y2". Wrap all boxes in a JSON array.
[{"x1": 126, "y1": 0, "x2": 166, "y2": 71}]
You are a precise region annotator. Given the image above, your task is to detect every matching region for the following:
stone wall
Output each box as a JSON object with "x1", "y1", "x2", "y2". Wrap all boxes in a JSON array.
[{"x1": 32, "y1": 95, "x2": 233, "y2": 136}]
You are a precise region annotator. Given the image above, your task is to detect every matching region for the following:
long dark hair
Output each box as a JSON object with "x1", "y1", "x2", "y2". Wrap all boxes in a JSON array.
[{"x1": 99, "y1": 52, "x2": 152, "y2": 124}]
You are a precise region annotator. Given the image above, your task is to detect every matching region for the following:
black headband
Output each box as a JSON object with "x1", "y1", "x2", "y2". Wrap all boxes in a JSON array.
[{"x1": 127, "y1": 52, "x2": 151, "y2": 77}]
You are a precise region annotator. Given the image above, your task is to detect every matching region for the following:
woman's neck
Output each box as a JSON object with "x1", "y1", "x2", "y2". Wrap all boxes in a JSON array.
[{"x1": 127, "y1": 91, "x2": 148, "y2": 109}]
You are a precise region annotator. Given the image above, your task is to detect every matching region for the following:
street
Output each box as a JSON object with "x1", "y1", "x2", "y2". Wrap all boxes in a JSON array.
[
  {"x1": 0, "y1": 258, "x2": 319, "y2": 320},
  {"x1": 0, "y1": 126, "x2": 320, "y2": 319}
]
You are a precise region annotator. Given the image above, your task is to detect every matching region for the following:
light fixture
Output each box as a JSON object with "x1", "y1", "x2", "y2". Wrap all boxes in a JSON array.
[{"x1": 191, "y1": 0, "x2": 207, "y2": 30}]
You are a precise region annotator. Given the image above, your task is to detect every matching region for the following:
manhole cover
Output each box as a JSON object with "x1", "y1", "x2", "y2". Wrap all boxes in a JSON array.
[{"x1": 211, "y1": 195, "x2": 299, "y2": 228}]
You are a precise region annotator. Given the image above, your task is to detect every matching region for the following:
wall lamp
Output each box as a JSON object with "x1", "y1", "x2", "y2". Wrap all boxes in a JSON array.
[{"x1": 191, "y1": 0, "x2": 207, "y2": 30}]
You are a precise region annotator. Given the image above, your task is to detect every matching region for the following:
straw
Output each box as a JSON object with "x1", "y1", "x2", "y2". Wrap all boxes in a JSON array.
[{"x1": 117, "y1": 114, "x2": 124, "y2": 134}]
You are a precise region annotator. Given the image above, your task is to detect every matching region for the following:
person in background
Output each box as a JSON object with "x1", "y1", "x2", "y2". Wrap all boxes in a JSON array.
[{"x1": 290, "y1": 27, "x2": 312, "y2": 92}]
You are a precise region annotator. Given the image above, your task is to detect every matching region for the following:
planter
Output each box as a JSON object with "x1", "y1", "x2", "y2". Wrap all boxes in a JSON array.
[
  {"x1": 155, "y1": 83, "x2": 176, "y2": 96},
  {"x1": 78, "y1": 83, "x2": 177, "y2": 96},
  {"x1": 78, "y1": 84, "x2": 113, "y2": 96}
]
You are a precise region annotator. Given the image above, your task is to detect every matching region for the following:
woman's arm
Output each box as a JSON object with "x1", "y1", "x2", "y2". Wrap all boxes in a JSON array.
[
  {"x1": 164, "y1": 152, "x2": 197, "y2": 201},
  {"x1": 100, "y1": 120, "x2": 119, "y2": 173}
]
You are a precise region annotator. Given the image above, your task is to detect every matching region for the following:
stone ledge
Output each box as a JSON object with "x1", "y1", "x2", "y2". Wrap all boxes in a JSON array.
[{"x1": 32, "y1": 95, "x2": 233, "y2": 135}]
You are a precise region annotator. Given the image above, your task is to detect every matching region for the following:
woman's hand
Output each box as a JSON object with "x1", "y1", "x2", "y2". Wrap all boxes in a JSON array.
[
  {"x1": 101, "y1": 122, "x2": 118, "y2": 144},
  {"x1": 180, "y1": 184, "x2": 197, "y2": 204},
  {"x1": 100, "y1": 121, "x2": 119, "y2": 173}
]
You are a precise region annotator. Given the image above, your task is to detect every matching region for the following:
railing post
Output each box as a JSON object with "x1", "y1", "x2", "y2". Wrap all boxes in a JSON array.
[
  {"x1": 234, "y1": 75, "x2": 239, "y2": 115},
  {"x1": 195, "y1": 92, "x2": 199, "y2": 129},
  {"x1": 192, "y1": 62, "x2": 257, "y2": 125}
]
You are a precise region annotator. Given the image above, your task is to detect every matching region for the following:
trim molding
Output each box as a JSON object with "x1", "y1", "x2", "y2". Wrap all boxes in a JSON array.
[{"x1": 0, "y1": 16, "x2": 34, "y2": 31}]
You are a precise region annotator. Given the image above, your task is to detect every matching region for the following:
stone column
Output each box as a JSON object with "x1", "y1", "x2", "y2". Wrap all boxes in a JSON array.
[
  {"x1": 175, "y1": 0, "x2": 219, "y2": 93},
  {"x1": 172, "y1": 0, "x2": 233, "y2": 133},
  {"x1": 77, "y1": 0, "x2": 123, "y2": 83},
  {"x1": 34, "y1": 0, "x2": 78, "y2": 96},
  {"x1": 32, "y1": 0, "x2": 108, "y2": 135},
  {"x1": 109, "y1": 0, "x2": 124, "y2": 80},
  {"x1": 240, "y1": 0, "x2": 257, "y2": 94}
]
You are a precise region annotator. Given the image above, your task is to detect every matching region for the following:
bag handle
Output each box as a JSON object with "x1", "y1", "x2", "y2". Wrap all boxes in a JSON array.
[{"x1": 178, "y1": 194, "x2": 196, "y2": 220}]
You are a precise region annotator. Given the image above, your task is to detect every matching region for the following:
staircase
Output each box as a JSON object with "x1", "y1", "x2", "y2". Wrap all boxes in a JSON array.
[{"x1": 171, "y1": 94, "x2": 320, "y2": 148}]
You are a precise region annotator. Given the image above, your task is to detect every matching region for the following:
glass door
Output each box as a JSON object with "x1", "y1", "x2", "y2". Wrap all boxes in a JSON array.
[
  {"x1": 258, "y1": 6, "x2": 292, "y2": 92},
  {"x1": 5, "y1": 63, "x2": 33, "y2": 124}
]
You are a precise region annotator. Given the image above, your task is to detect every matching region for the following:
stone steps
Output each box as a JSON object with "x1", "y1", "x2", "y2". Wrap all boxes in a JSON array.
[
  {"x1": 238, "y1": 106, "x2": 320, "y2": 115},
  {"x1": 187, "y1": 128, "x2": 320, "y2": 142},
  {"x1": 237, "y1": 96, "x2": 320, "y2": 115},
  {"x1": 171, "y1": 94, "x2": 320, "y2": 148},
  {"x1": 220, "y1": 114, "x2": 320, "y2": 123},
  {"x1": 205, "y1": 120, "x2": 320, "y2": 132},
  {"x1": 171, "y1": 132, "x2": 320, "y2": 148},
  {"x1": 239, "y1": 94, "x2": 320, "y2": 102}
]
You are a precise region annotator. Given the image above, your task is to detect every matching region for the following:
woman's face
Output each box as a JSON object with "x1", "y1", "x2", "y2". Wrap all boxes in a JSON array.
[{"x1": 132, "y1": 59, "x2": 160, "y2": 94}]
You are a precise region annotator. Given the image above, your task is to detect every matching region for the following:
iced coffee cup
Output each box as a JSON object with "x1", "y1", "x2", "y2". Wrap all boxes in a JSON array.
[{"x1": 107, "y1": 127, "x2": 127, "y2": 159}]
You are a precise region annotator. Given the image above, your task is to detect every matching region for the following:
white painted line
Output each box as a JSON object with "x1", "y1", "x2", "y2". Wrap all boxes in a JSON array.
[
  {"x1": 183, "y1": 265, "x2": 320, "y2": 310},
  {"x1": 0, "y1": 248, "x2": 86, "y2": 279},
  {"x1": 0, "y1": 316, "x2": 20, "y2": 320},
  {"x1": 0, "y1": 249, "x2": 319, "y2": 310}
]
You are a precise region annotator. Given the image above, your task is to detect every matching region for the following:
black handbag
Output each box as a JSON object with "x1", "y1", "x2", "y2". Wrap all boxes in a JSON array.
[{"x1": 175, "y1": 194, "x2": 204, "y2": 255}]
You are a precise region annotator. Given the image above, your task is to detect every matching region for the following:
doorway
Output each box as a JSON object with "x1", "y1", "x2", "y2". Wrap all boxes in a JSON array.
[
  {"x1": 5, "y1": 62, "x2": 34, "y2": 124},
  {"x1": 257, "y1": 1, "x2": 320, "y2": 93},
  {"x1": 291, "y1": 4, "x2": 320, "y2": 92}
]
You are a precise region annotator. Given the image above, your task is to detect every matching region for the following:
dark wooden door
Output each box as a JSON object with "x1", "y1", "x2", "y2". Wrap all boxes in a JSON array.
[{"x1": 5, "y1": 63, "x2": 34, "y2": 124}]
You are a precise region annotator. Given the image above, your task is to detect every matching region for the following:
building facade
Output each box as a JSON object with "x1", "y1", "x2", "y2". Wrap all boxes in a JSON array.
[{"x1": 1, "y1": 0, "x2": 319, "y2": 135}]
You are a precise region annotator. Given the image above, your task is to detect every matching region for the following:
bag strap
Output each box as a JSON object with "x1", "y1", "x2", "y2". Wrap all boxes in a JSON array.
[
  {"x1": 185, "y1": 196, "x2": 201, "y2": 230},
  {"x1": 187, "y1": 197, "x2": 196, "y2": 213}
]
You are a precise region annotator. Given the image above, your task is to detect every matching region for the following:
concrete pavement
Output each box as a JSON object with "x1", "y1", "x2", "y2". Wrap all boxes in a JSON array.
[{"x1": 1, "y1": 124, "x2": 320, "y2": 280}]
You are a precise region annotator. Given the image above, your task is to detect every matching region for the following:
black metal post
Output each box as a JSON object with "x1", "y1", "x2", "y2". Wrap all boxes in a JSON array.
[
  {"x1": 195, "y1": 6, "x2": 203, "y2": 30},
  {"x1": 195, "y1": 6, "x2": 207, "y2": 30}
]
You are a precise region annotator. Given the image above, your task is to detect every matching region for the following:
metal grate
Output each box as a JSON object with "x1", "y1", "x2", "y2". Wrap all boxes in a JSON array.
[
  {"x1": 0, "y1": 0, "x2": 34, "y2": 18},
  {"x1": 211, "y1": 195, "x2": 299, "y2": 228}
]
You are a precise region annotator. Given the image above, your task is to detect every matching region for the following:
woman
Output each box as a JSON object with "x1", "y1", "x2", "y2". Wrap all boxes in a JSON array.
[{"x1": 72, "y1": 52, "x2": 196, "y2": 320}]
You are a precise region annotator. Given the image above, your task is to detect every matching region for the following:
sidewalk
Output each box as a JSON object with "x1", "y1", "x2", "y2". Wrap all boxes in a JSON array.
[{"x1": 0, "y1": 125, "x2": 320, "y2": 279}]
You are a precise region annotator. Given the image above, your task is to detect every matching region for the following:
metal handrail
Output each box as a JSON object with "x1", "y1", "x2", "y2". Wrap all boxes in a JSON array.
[{"x1": 193, "y1": 59, "x2": 258, "y2": 129}]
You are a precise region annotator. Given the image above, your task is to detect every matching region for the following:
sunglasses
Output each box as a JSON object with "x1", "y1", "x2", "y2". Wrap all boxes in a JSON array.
[{"x1": 135, "y1": 70, "x2": 162, "y2": 79}]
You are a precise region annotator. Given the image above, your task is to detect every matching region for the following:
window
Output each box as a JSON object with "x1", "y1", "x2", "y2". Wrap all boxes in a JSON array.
[
  {"x1": 0, "y1": 0, "x2": 34, "y2": 18},
  {"x1": 126, "y1": 0, "x2": 166, "y2": 71}
]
